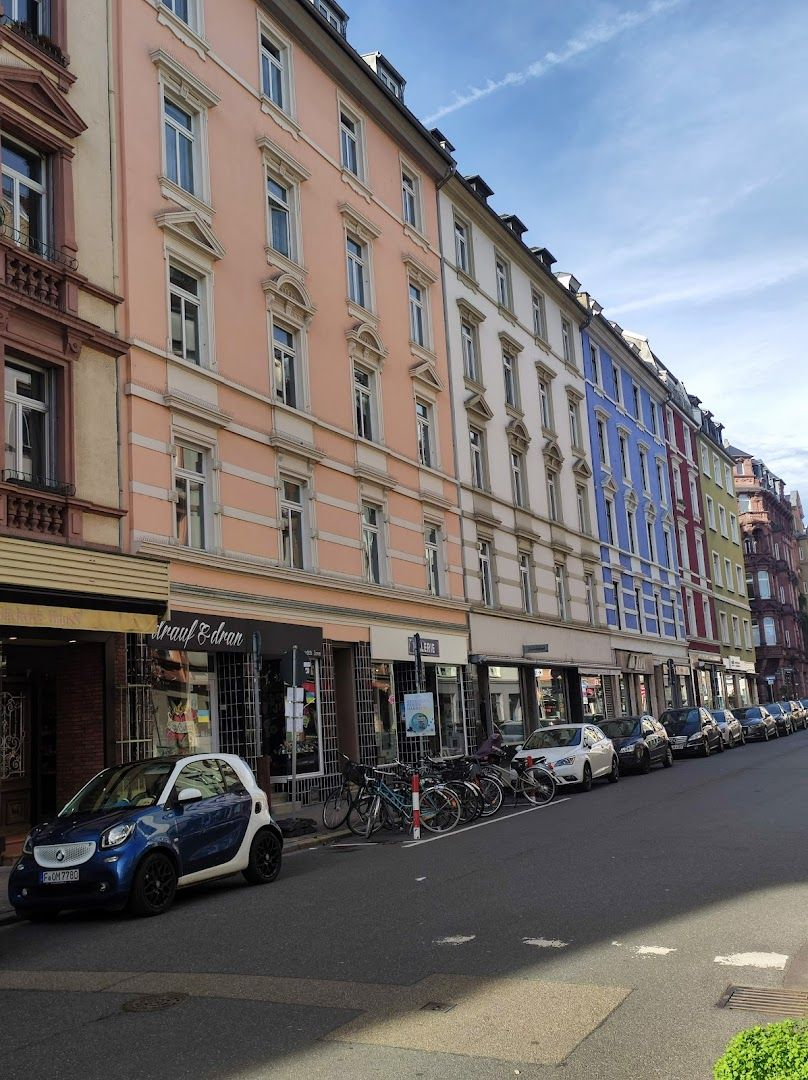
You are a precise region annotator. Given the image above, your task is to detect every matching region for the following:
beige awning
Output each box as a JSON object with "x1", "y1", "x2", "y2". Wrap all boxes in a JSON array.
[{"x1": 0, "y1": 603, "x2": 158, "y2": 634}]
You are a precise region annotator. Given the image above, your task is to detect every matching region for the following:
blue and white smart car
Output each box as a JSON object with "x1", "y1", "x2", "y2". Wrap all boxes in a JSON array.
[{"x1": 9, "y1": 754, "x2": 282, "y2": 921}]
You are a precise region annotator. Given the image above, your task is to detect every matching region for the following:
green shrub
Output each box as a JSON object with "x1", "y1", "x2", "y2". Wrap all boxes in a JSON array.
[{"x1": 714, "y1": 1020, "x2": 808, "y2": 1079}]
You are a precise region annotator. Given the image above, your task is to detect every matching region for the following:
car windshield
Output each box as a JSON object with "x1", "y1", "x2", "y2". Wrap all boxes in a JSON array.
[
  {"x1": 710, "y1": 712, "x2": 727, "y2": 723},
  {"x1": 60, "y1": 761, "x2": 176, "y2": 816},
  {"x1": 768, "y1": 705, "x2": 782, "y2": 716},
  {"x1": 600, "y1": 718, "x2": 640, "y2": 740},
  {"x1": 523, "y1": 726, "x2": 582, "y2": 750},
  {"x1": 732, "y1": 707, "x2": 761, "y2": 719},
  {"x1": 660, "y1": 709, "x2": 700, "y2": 734}
]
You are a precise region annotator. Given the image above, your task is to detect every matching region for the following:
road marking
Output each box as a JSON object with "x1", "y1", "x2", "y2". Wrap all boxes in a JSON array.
[
  {"x1": 714, "y1": 952, "x2": 789, "y2": 969},
  {"x1": 634, "y1": 946, "x2": 677, "y2": 957},
  {"x1": 402, "y1": 798, "x2": 571, "y2": 847},
  {"x1": 523, "y1": 937, "x2": 568, "y2": 949},
  {"x1": 434, "y1": 935, "x2": 476, "y2": 946},
  {"x1": 416, "y1": 876, "x2": 427, "y2": 882}
]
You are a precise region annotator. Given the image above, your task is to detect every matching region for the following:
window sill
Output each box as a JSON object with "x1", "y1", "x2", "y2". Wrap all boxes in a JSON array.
[
  {"x1": 159, "y1": 176, "x2": 214, "y2": 223},
  {"x1": 404, "y1": 223, "x2": 430, "y2": 252},
  {"x1": 463, "y1": 376, "x2": 487, "y2": 395},
  {"x1": 341, "y1": 170, "x2": 373, "y2": 203},
  {"x1": 455, "y1": 266, "x2": 478, "y2": 291},
  {"x1": 265, "y1": 245, "x2": 308, "y2": 281},
  {"x1": 505, "y1": 403, "x2": 524, "y2": 421},
  {"x1": 156, "y1": 4, "x2": 210, "y2": 59},
  {"x1": 346, "y1": 298, "x2": 377, "y2": 325},
  {"x1": 497, "y1": 303, "x2": 517, "y2": 324},
  {"x1": 409, "y1": 340, "x2": 437, "y2": 365},
  {"x1": 260, "y1": 95, "x2": 301, "y2": 138}
]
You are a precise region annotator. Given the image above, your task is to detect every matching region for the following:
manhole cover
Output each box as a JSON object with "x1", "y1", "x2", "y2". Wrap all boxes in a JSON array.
[
  {"x1": 718, "y1": 986, "x2": 808, "y2": 1017},
  {"x1": 420, "y1": 1001, "x2": 456, "y2": 1013},
  {"x1": 122, "y1": 993, "x2": 187, "y2": 1013}
]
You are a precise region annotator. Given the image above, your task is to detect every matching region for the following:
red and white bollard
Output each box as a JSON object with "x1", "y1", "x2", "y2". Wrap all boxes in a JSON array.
[{"x1": 411, "y1": 771, "x2": 421, "y2": 840}]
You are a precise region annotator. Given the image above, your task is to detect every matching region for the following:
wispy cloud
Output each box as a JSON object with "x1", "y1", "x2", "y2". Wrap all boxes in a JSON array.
[{"x1": 425, "y1": 0, "x2": 685, "y2": 124}]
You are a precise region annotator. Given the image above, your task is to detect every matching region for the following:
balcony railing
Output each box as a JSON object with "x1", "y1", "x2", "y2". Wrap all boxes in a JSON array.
[
  {"x1": 0, "y1": 16, "x2": 68, "y2": 67},
  {"x1": 1, "y1": 485, "x2": 70, "y2": 540},
  {"x1": 0, "y1": 219, "x2": 77, "y2": 270},
  {"x1": 1, "y1": 470, "x2": 75, "y2": 498}
]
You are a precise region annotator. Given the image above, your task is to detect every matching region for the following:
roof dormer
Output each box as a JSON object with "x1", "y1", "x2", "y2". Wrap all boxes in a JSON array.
[
  {"x1": 499, "y1": 213, "x2": 528, "y2": 239},
  {"x1": 465, "y1": 174, "x2": 494, "y2": 202},
  {"x1": 361, "y1": 51, "x2": 406, "y2": 101}
]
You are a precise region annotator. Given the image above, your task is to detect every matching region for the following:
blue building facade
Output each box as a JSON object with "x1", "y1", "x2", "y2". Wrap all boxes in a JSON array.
[{"x1": 579, "y1": 305, "x2": 689, "y2": 714}]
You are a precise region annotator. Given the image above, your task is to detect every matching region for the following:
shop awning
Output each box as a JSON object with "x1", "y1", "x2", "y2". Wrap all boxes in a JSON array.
[{"x1": 0, "y1": 536, "x2": 170, "y2": 634}]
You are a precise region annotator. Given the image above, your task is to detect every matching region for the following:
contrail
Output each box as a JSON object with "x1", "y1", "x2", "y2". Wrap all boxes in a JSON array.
[{"x1": 425, "y1": 0, "x2": 684, "y2": 124}]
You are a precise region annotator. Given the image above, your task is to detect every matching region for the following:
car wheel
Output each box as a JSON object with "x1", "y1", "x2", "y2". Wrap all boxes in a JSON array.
[
  {"x1": 765, "y1": 727, "x2": 771, "y2": 741},
  {"x1": 775, "y1": 725, "x2": 781, "y2": 738},
  {"x1": 663, "y1": 746, "x2": 674, "y2": 768},
  {"x1": 580, "y1": 762, "x2": 593, "y2": 792},
  {"x1": 607, "y1": 756, "x2": 620, "y2": 783},
  {"x1": 129, "y1": 851, "x2": 177, "y2": 918},
  {"x1": 716, "y1": 734, "x2": 725, "y2": 753},
  {"x1": 739, "y1": 731, "x2": 746, "y2": 746},
  {"x1": 243, "y1": 828, "x2": 282, "y2": 885},
  {"x1": 639, "y1": 750, "x2": 652, "y2": 774}
]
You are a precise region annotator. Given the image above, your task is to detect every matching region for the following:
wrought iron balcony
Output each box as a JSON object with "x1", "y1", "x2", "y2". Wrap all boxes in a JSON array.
[
  {"x1": 0, "y1": 219, "x2": 77, "y2": 271},
  {"x1": 1, "y1": 470, "x2": 75, "y2": 498},
  {"x1": 0, "y1": 16, "x2": 68, "y2": 67}
]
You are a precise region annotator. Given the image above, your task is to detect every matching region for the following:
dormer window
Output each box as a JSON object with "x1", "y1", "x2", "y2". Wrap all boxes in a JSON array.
[
  {"x1": 2, "y1": 0, "x2": 49, "y2": 34},
  {"x1": 377, "y1": 64, "x2": 403, "y2": 100},
  {"x1": 313, "y1": 0, "x2": 347, "y2": 36}
]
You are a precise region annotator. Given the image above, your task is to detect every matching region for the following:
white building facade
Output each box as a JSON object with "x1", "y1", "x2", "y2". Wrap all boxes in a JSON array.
[{"x1": 438, "y1": 172, "x2": 616, "y2": 743}]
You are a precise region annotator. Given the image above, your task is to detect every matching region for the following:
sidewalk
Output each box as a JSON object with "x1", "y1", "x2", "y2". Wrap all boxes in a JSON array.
[{"x1": 0, "y1": 809, "x2": 347, "y2": 925}]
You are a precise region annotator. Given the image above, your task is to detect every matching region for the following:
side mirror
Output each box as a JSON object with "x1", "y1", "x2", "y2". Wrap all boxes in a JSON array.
[
  {"x1": 514, "y1": 744, "x2": 523, "y2": 753},
  {"x1": 177, "y1": 787, "x2": 204, "y2": 805}
]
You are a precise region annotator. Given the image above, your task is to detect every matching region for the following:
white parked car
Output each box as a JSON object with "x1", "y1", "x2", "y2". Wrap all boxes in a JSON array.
[{"x1": 514, "y1": 723, "x2": 619, "y2": 791}]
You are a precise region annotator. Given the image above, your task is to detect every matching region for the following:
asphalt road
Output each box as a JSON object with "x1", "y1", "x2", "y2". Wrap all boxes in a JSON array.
[{"x1": 2, "y1": 731, "x2": 807, "y2": 1080}]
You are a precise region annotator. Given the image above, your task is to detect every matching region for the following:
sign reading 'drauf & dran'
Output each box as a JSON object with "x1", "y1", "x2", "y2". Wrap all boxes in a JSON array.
[{"x1": 149, "y1": 611, "x2": 323, "y2": 656}]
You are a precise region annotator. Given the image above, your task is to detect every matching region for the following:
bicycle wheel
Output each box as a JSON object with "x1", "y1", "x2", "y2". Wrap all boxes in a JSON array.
[
  {"x1": 420, "y1": 786, "x2": 461, "y2": 833},
  {"x1": 521, "y1": 768, "x2": 556, "y2": 806},
  {"x1": 322, "y1": 784, "x2": 351, "y2": 830},
  {"x1": 477, "y1": 775, "x2": 504, "y2": 817},
  {"x1": 458, "y1": 780, "x2": 484, "y2": 822},
  {"x1": 347, "y1": 791, "x2": 374, "y2": 835},
  {"x1": 365, "y1": 794, "x2": 384, "y2": 839}
]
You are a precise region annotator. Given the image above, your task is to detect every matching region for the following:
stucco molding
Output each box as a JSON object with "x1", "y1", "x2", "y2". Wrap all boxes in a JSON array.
[
  {"x1": 155, "y1": 209, "x2": 226, "y2": 261},
  {"x1": 0, "y1": 67, "x2": 86, "y2": 142},
  {"x1": 402, "y1": 252, "x2": 437, "y2": 287},
  {"x1": 150, "y1": 48, "x2": 221, "y2": 110},
  {"x1": 464, "y1": 391, "x2": 494, "y2": 424},
  {"x1": 409, "y1": 358, "x2": 445, "y2": 395},
  {"x1": 535, "y1": 359, "x2": 558, "y2": 383},
  {"x1": 346, "y1": 323, "x2": 387, "y2": 371},
  {"x1": 456, "y1": 296, "x2": 485, "y2": 326},
  {"x1": 263, "y1": 275, "x2": 316, "y2": 326},
  {"x1": 338, "y1": 201, "x2": 381, "y2": 241},
  {"x1": 542, "y1": 437, "x2": 565, "y2": 468},
  {"x1": 572, "y1": 456, "x2": 592, "y2": 479},
  {"x1": 506, "y1": 418, "x2": 531, "y2": 453},
  {"x1": 257, "y1": 135, "x2": 311, "y2": 184}
]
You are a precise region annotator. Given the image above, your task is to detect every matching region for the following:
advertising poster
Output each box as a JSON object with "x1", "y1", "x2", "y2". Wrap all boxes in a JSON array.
[{"x1": 404, "y1": 692, "x2": 436, "y2": 737}]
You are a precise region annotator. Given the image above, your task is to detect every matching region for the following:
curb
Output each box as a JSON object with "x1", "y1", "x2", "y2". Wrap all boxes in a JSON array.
[{"x1": 283, "y1": 826, "x2": 351, "y2": 852}]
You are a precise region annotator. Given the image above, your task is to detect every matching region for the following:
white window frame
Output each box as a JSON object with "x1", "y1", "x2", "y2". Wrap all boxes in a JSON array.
[
  {"x1": 539, "y1": 378, "x2": 554, "y2": 431},
  {"x1": 613, "y1": 363, "x2": 624, "y2": 407},
  {"x1": 503, "y1": 350, "x2": 519, "y2": 409},
  {"x1": 627, "y1": 507, "x2": 638, "y2": 555},
  {"x1": 712, "y1": 550, "x2": 722, "y2": 587},
  {"x1": 453, "y1": 215, "x2": 472, "y2": 275},
  {"x1": 732, "y1": 615, "x2": 741, "y2": 648},
  {"x1": 689, "y1": 476, "x2": 700, "y2": 518},
  {"x1": 401, "y1": 165, "x2": 421, "y2": 231},
  {"x1": 705, "y1": 495, "x2": 716, "y2": 529},
  {"x1": 605, "y1": 497, "x2": 617, "y2": 546},
  {"x1": 0, "y1": 134, "x2": 49, "y2": 252},
  {"x1": 510, "y1": 450, "x2": 527, "y2": 508},
  {"x1": 425, "y1": 524, "x2": 443, "y2": 596},
  {"x1": 656, "y1": 460, "x2": 667, "y2": 505},
  {"x1": 701, "y1": 444, "x2": 710, "y2": 476},
  {"x1": 460, "y1": 321, "x2": 479, "y2": 382},
  {"x1": 353, "y1": 363, "x2": 377, "y2": 442},
  {"x1": 4, "y1": 0, "x2": 49, "y2": 33},
  {"x1": 663, "y1": 527, "x2": 673, "y2": 568},
  {"x1": 618, "y1": 433, "x2": 630, "y2": 482},
  {"x1": 532, "y1": 290, "x2": 548, "y2": 341},
  {"x1": 339, "y1": 103, "x2": 365, "y2": 182},
  {"x1": 758, "y1": 570, "x2": 771, "y2": 599},
  {"x1": 361, "y1": 502, "x2": 385, "y2": 584},
  {"x1": 718, "y1": 504, "x2": 728, "y2": 537},
  {"x1": 494, "y1": 254, "x2": 512, "y2": 309},
  {"x1": 162, "y1": 93, "x2": 199, "y2": 197},
  {"x1": 271, "y1": 320, "x2": 300, "y2": 409},
  {"x1": 585, "y1": 573, "x2": 597, "y2": 626},
  {"x1": 596, "y1": 417, "x2": 609, "y2": 467},
  {"x1": 635, "y1": 585, "x2": 645, "y2": 634},
  {"x1": 589, "y1": 342, "x2": 601, "y2": 387},
  {"x1": 568, "y1": 398, "x2": 582, "y2": 449},
  {"x1": 673, "y1": 465, "x2": 683, "y2": 502},
  {"x1": 560, "y1": 317, "x2": 574, "y2": 366},
  {"x1": 173, "y1": 441, "x2": 210, "y2": 551},
  {"x1": 547, "y1": 469, "x2": 561, "y2": 522},
  {"x1": 736, "y1": 564, "x2": 745, "y2": 595},
  {"x1": 743, "y1": 619, "x2": 752, "y2": 649},
  {"x1": 279, "y1": 475, "x2": 308, "y2": 570},
  {"x1": 678, "y1": 524, "x2": 690, "y2": 570},
  {"x1": 639, "y1": 449, "x2": 650, "y2": 493},
  {"x1": 478, "y1": 539, "x2": 495, "y2": 607},
  {"x1": 260, "y1": 29, "x2": 290, "y2": 113},
  {"x1": 631, "y1": 383, "x2": 641, "y2": 420},
  {"x1": 3, "y1": 356, "x2": 54, "y2": 482},
  {"x1": 554, "y1": 564, "x2": 568, "y2": 621},
  {"x1": 730, "y1": 513, "x2": 739, "y2": 543},
  {"x1": 703, "y1": 596, "x2": 713, "y2": 639},
  {"x1": 724, "y1": 557, "x2": 733, "y2": 590},
  {"x1": 712, "y1": 453, "x2": 722, "y2": 486},
  {"x1": 346, "y1": 232, "x2": 370, "y2": 309},
  {"x1": 314, "y1": 0, "x2": 346, "y2": 34},
  {"x1": 576, "y1": 484, "x2": 590, "y2": 535},
  {"x1": 415, "y1": 398, "x2": 434, "y2": 468},
  {"x1": 724, "y1": 463, "x2": 733, "y2": 492},
  {"x1": 763, "y1": 617, "x2": 776, "y2": 646},
  {"x1": 519, "y1": 552, "x2": 534, "y2": 615},
  {"x1": 649, "y1": 401, "x2": 658, "y2": 436},
  {"x1": 168, "y1": 257, "x2": 209, "y2": 367},
  {"x1": 719, "y1": 610, "x2": 730, "y2": 646},
  {"x1": 695, "y1": 535, "x2": 706, "y2": 579},
  {"x1": 469, "y1": 426, "x2": 486, "y2": 489},
  {"x1": 646, "y1": 519, "x2": 657, "y2": 562},
  {"x1": 408, "y1": 279, "x2": 428, "y2": 347}
]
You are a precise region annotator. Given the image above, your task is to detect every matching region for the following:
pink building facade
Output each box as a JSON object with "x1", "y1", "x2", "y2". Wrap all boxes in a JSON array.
[{"x1": 111, "y1": 0, "x2": 473, "y2": 799}]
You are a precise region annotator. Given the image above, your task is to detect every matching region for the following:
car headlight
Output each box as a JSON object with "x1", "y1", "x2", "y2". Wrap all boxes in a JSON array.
[
  {"x1": 554, "y1": 756, "x2": 575, "y2": 767},
  {"x1": 687, "y1": 733, "x2": 703, "y2": 742},
  {"x1": 22, "y1": 832, "x2": 34, "y2": 854},
  {"x1": 618, "y1": 745, "x2": 635, "y2": 754},
  {"x1": 101, "y1": 822, "x2": 136, "y2": 849}
]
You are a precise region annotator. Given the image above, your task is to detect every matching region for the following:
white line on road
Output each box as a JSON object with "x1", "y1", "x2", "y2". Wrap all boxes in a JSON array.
[
  {"x1": 714, "y1": 952, "x2": 789, "y2": 969},
  {"x1": 416, "y1": 876, "x2": 427, "y2": 882},
  {"x1": 434, "y1": 935, "x2": 476, "y2": 945},
  {"x1": 634, "y1": 945, "x2": 677, "y2": 957},
  {"x1": 402, "y1": 797, "x2": 571, "y2": 847},
  {"x1": 523, "y1": 937, "x2": 568, "y2": 949}
]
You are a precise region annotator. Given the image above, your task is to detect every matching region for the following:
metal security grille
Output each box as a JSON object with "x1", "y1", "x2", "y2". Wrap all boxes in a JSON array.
[
  {"x1": 217, "y1": 652, "x2": 260, "y2": 772},
  {"x1": 718, "y1": 986, "x2": 808, "y2": 1017},
  {"x1": 0, "y1": 688, "x2": 25, "y2": 780},
  {"x1": 603, "y1": 677, "x2": 617, "y2": 719},
  {"x1": 353, "y1": 642, "x2": 378, "y2": 765},
  {"x1": 274, "y1": 640, "x2": 338, "y2": 805},
  {"x1": 118, "y1": 634, "x2": 158, "y2": 763},
  {"x1": 460, "y1": 666, "x2": 481, "y2": 751}
]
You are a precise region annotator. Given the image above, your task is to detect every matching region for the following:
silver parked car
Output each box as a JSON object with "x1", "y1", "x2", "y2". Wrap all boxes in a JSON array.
[
  {"x1": 710, "y1": 709, "x2": 745, "y2": 748},
  {"x1": 783, "y1": 700, "x2": 807, "y2": 731},
  {"x1": 731, "y1": 705, "x2": 778, "y2": 741}
]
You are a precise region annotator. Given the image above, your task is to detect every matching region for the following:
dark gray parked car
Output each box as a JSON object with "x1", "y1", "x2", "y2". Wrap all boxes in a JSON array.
[
  {"x1": 660, "y1": 707, "x2": 723, "y2": 757},
  {"x1": 710, "y1": 709, "x2": 745, "y2": 748},
  {"x1": 765, "y1": 702, "x2": 793, "y2": 736},
  {"x1": 731, "y1": 706, "x2": 777, "y2": 741}
]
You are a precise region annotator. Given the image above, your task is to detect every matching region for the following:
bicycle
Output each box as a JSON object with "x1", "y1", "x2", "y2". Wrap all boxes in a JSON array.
[
  {"x1": 321, "y1": 754, "x2": 372, "y2": 830},
  {"x1": 419, "y1": 755, "x2": 502, "y2": 820},
  {"x1": 478, "y1": 746, "x2": 556, "y2": 806},
  {"x1": 363, "y1": 767, "x2": 461, "y2": 838}
]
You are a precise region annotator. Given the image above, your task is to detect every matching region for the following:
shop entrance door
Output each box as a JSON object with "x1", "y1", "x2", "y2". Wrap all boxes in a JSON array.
[{"x1": 0, "y1": 684, "x2": 31, "y2": 831}]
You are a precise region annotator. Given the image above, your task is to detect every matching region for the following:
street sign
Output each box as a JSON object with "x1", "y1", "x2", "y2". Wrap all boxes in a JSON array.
[
  {"x1": 523, "y1": 644, "x2": 549, "y2": 655},
  {"x1": 280, "y1": 649, "x2": 314, "y2": 686},
  {"x1": 408, "y1": 635, "x2": 439, "y2": 657},
  {"x1": 765, "y1": 676, "x2": 776, "y2": 684}
]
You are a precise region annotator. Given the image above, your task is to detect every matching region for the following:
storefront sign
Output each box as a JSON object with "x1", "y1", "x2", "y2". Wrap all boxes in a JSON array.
[
  {"x1": 408, "y1": 636, "x2": 440, "y2": 658},
  {"x1": 0, "y1": 602, "x2": 157, "y2": 635},
  {"x1": 404, "y1": 692, "x2": 436, "y2": 737},
  {"x1": 150, "y1": 612, "x2": 322, "y2": 656}
]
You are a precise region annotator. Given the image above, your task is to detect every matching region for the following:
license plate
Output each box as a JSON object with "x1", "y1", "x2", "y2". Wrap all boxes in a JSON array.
[{"x1": 41, "y1": 869, "x2": 79, "y2": 884}]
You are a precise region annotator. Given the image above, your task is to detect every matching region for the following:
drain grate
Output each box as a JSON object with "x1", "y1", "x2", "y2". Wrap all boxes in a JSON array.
[
  {"x1": 718, "y1": 986, "x2": 808, "y2": 1017},
  {"x1": 122, "y1": 993, "x2": 187, "y2": 1014},
  {"x1": 420, "y1": 1001, "x2": 456, "y2": 1013}
]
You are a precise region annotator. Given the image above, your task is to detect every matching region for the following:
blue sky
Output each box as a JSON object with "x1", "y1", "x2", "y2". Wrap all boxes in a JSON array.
[{"x1": 345, "y1": 0, "x2": 808, "y2": 502}]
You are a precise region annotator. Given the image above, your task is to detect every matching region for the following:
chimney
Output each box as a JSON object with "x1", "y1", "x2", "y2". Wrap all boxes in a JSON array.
[
  {"x1": 429, "y1": 127, "x2": 455, "y2": 153},
  {"x1": 499, "y1": 213, "x2": 528, "y2": 239},
  {"x1": 464, "y1": 174, "x2": 494, "y2": 202}
]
